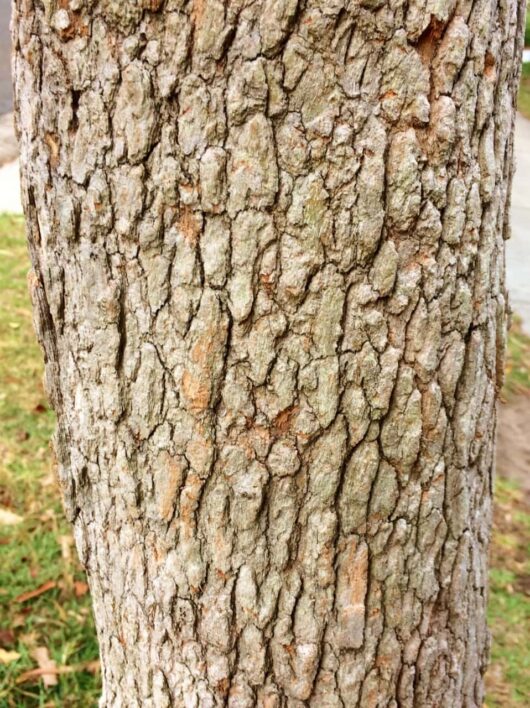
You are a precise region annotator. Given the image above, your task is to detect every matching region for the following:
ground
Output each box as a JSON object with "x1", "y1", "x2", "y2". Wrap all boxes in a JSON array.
[
  {"x1": 0, "y1": 216, "x2": 529, "y2": 705},
  {"x1": 518, "y1": 63, "x2": 530, "y2": 121},
  {"x1": 0, "y1": 215, "x2": 100, "y2": 705},
  {"x1": 518, "y1": 7, "x2": 530, "y2": 120}
]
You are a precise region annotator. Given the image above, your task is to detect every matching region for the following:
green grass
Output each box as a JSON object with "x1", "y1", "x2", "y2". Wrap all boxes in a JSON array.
[
  {"x1": 0, "y1": 214, "x2": 100, "y2": 706},
  {"x1": 519, "y1": 4, "x2": 530, "y2": 119},
  {"x1": 518, "y1": 62, "x2": 530, "y2": 122},
  {"x1": 503, "y1": 314, "x2": 530, "y2": 397},
  {"x1": 488, "y1": 282, "x2": 530, "y2": 704},
  {"x1": 486, "y1": 478, "x2": 530, "y2": 706},
  {"x1": 0, "y1": 215, "x2": 529, "y2": 705}
]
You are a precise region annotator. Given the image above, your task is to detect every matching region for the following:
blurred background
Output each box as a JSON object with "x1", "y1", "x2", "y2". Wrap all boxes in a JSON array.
[{"x1": 0, "y1": 4, "x2": 529, "y2": 707}]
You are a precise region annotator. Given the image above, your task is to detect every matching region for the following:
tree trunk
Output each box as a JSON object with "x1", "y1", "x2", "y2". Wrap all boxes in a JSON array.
[{"x1": 12, "y1": 0, "x2": 524, "y2": 705}]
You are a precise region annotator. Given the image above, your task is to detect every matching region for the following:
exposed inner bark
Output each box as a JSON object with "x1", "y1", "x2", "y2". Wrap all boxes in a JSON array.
[{"x1": 12, "y1": 0, "x2": 524, "y2": 705}]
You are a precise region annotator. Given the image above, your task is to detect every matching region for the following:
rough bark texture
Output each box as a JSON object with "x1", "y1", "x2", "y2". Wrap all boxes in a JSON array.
[{"x1": 12, "y1": 0, "x2": 524, "y2": 705}]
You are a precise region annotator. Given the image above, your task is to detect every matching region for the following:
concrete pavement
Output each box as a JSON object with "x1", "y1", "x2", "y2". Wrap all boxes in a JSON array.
[
  {"x1": 508, "y1": 114, "x2": 530, "y2": 332},
  {"x1": 0, "y1": 0, "x2": 12, "y2": 115},
  {"x1": 0, "y1": 111, "x2": 17, "y2": 164},
  {"x1": 0, "y1": 156, "x2": 22, "y2": 214}
]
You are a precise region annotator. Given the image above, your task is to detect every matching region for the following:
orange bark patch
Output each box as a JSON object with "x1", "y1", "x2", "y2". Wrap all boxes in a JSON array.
[
  {"x1": 44, "y1": 133, "x2": 60, "y2": 168},
  {"x1": 244, "y1": 422, "x2": 271, "y2": 453},
  {"x1": 260, "y1": 272, "x2": 275, "y2": 295},
  {"x1": 178, "y1": 206, "x2": 201, "y2": 244},
  {"x1": 349, "y1": 543, "x2": 369, "y2": 606},
  {"x1": 183, "y1": 327, "x2": 220, "y2": 414},
  {"x1": 145, "y1": 0, "x2": 164, "y2": 10},
  {"x1": 217, "y1": 678, "x2": 230, "y2": 696},
  {"x1": 191, "y1": 335, "x2": 214, "y2": 366},
  {"x1": 179, "y1": 473, "x2": 203, "y2": 534},
  {"x1": 336, "y1": 538, "x2": 369, "y2": 649},
  {"x1": 56, "y1": 2, "x2": 90, "y2": 40},
  {"x1": 182, "y1": 370, "x2": 211, "y2": 413},
  {"x1": 260, "y1": 693, "x2": 280, "y2": 708},
  {"x1": 157, "y1": 455, "x2": 185, "y2": 522},
  {"x1": 284, "y1": 643, "x2": 296, "y2": 657},
  {"x1": 186, "y1": 434, "x2": 212, "y2": 476},
  {"x1": 318, "y1": 544, "x2": 335, "y2": 587},
  {"x1": 272, "y1": 406, "x2": 300, "y2": 436},
  {"x1": 416, "y1": 15, "x2": 446, "y2": 64},
  {"x1": 375, "y1": 653, "x2": 393, "y2": 668},
  {"x1": 192, "y1": 0, "x2": 205, "y2": 27},
  {"x1": 484, "y1": 51, "x2": 496, "y2": 80},
  {"x1": 27, "y1": 269, "x2": 40, "y2": 292}
]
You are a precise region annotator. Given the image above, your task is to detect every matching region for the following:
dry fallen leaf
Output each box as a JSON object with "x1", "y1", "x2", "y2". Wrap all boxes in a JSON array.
[
  {"x1": 12, "y1": 612, "x2": 29, "y2": 628},
  {"x1": 0, "y1": 648, "x2": 21, "y2": 665},
  {"x1": 84, "y1": 660, "x2": 100, "y2": 674},
  {"x1": 59, "y1": 535, "x2": 73, "y2": 563},
  {"x1": 31, "y1": 647, "x2": 58, "y2": 688},
  {"x1": 73, "y1": 581, "x2": 89, "y2": 597},
  {"x1": 18, "y1": 631, "x2": 38, "y2": 649},
  {"x1": 59, "y1": 535, "x2": 74, "y2": 591},
  {"x1": 0, "y1": 628, "x2": 15, "y2": 646},
  {"x1": 17, "y1": 659, "x2": 101, "y2": 684},
  {"x1": 14, "y1": 580, "x2": 57, "y2": 603},
  {"x1": 0, "y1": 508, "x2": 23, "y2": 526}
]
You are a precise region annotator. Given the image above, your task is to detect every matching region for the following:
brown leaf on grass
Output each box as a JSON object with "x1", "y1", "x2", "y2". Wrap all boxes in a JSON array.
[
  {"x1": 59, "y1": 535, "x2": 73, "y2": 564},
  {"x1": 39, "y1": 508, "x2": 57, "y2": 522},
  {"x1": 59, "y1": 535, "x2": 74, "y2": 591},
  {"x1": 16, "y1": 659, "x2": 101, "y2": 684},
  {"x1": 0, "y1": 648, "x2": 21, "y2": 664},
  {"x1": 0, "y1": 486, "x2": 15, "y2": 508},
  {"x1": 0, "y1": 508, "x2": 23, "y2": 526},
  {"x1": 0, "y1": 628, "x2": 15, "y2": 646},
  {"x1": 18, "y1": 631, "x2": 38, "y2": 649},
  {"x1": 84, "y1": 659, "x2": 100, "y2": 674},
  {"x1": 73, "y1": 580, "x2": 89, "y2": 597},
  {"x1": 12, "y1": 611, "x2": 30, "y2": 628},
  {"x1": 14, "y1": 580, "x2": 56, "y2": 603},
  {"x1": 17, "y1": 667, "x2": 60, "y2": 684},
  {"x1": 31, "y1": 647, "x2": 58, "y2": 688},
  {"x1": 33, "y1": 403, "x2": 47, "y2": 414},
  {"x1": 515, "y1": 573, "x2": 530, "y2": 596}
]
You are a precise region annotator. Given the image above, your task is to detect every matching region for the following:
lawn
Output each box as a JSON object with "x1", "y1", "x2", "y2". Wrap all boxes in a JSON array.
[
  {"x1": 0, "y1": 215, "x2": 100, "y2": 706},
  {"x1": 518, "y1": 5, "x2": 530, "y2": 120},
  {"x1": 487, "y1": 478, "x2": 530, "y2": 706},
  {"x1": 518, "y1": 62, "x2": 530, "y2": 122},
  {"x1": 0, "y1": 214, "x2": 529, "y2": 706}
]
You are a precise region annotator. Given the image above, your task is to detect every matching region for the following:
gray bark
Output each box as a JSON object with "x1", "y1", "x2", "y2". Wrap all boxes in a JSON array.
[{"x1": 12, "y1": 0, "x2": 524, "y2": 706}]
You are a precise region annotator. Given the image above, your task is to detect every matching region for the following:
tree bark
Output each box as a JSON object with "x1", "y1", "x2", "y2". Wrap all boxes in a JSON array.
[{"x1": 12, "y1": 0, "x2": 524, "y2": 705}]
